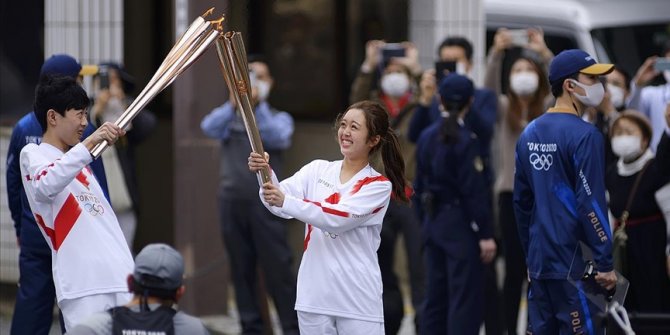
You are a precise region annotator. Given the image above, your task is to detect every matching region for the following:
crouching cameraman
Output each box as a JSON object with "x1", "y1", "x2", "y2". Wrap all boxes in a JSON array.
[{"x1": 67, "y1": 244, "x2": 210, "y2": 335}]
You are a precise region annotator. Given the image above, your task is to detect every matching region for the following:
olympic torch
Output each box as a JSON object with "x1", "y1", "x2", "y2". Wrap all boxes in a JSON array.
[
  {"x1": 90, "y1": 8, "x2": 224, "y2": 158},
  {"x1": 214, "y1": 31, "x2": 272, "y2": 186}
]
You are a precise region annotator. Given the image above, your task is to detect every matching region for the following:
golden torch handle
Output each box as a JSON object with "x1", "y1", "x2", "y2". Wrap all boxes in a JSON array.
[{"x1": 214, "y1": 32, "x2": 272, "y2": 186}]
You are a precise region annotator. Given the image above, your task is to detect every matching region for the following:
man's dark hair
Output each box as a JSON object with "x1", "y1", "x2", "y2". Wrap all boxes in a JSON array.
[
  {"x1": 550, "y1": 73, "x2": 579, "y2": 98},
  {"x1": 34, "y1": 75, "x2": 90, "y2": 133},
  {"x1": 437, "y1": 36, "x2": 473, "y2": 61},
  {"x1": 247, "y1": 54, "x2": 267, "y2": 64},
  {"x1": 131, "y1": 274, "x2": 179, "y2": 301}
]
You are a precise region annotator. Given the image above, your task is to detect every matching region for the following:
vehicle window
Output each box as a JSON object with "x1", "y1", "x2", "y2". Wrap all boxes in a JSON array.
[{"x1": 591, "y1": 23, "x2": 670, "y2": 84}]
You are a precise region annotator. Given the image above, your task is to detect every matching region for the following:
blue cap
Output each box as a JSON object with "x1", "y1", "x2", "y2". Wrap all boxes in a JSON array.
[
  {"x1": 40, "y1": 54, "x2": 98, "y2": 79},
  {"x1": 548, "y1": 49, "x2": 614, "y2": 86},
  {"x1": 439, "y1": 73, "x2": 474, "y2": 106}
]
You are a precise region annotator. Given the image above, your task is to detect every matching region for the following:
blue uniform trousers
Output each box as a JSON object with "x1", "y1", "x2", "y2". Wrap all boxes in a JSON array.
[
  {"x1": 11, "y1": 246, "x2": 63, "y2": 334},
  {"x1": 421, "y1": 206, "x2": 484, "y2": 335},
  {"x1": 527, "y1": 279, "x2": 603, "y2": 335}
]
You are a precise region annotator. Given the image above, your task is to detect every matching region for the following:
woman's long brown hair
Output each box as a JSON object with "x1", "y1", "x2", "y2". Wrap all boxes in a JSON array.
[{"x1": 336, "y1": 100, "x2": 408, "y2": 202}]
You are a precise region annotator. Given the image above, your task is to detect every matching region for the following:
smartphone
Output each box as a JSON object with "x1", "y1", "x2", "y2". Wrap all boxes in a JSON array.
[
  {"x1": 435, "y1": 61, "x2": 457, "y2": 82},
  {"x1": 98, "y1": 66, "x2": 110, "y2": 90},
  {"x1": 507, "y1": 29, "x2": 529, "y2": 46},
  {"x1": 381, "y1": 43, "x2": 406, "y2": 61},
  {"x1": 654, "y1": 58, "x2": 670, "y2": 71}
]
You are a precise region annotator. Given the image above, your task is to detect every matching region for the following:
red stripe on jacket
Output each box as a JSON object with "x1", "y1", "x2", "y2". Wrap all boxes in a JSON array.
[
  {"x1": 34, "y1": 214, "x2": 56, "y2": 249},
  {"x1": 53, "y1": 194, "x2": 82, "y2": 250},
  {"x1": 303, "y1": 199, "x2": 350, "y2": 217},
  {"x1": 75, "y1": 171, "x2": 90, "y2": 189},
  {"x1": 35, "y1": 162, "x2": 56, "y2": 181},
  {"x1": 350, "y1": 175, "x2": 389, "y2": 195},
  {"x1": 304, "y1": 192, "x2": 341, "y2": 251},
  {"x1": 303, "y1": 224, "x2": 314, "y2": 251}
]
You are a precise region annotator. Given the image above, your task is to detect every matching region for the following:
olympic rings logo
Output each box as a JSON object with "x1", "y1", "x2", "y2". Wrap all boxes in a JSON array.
[
  {"x1": 529, "y1": 153, "x2": 553, "y2": 171},
  {"x1": 323, "y1": 231, "x2": 339, "y2": 239},
  {"x1": 85, "y1": 203, "x2": 105, "y2": 216}
]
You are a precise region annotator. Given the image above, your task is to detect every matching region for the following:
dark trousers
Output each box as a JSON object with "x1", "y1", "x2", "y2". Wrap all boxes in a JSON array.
[
  {"x1": 421, "y1": 206, "x2": 484, "y2": 335},
  {"x1": 527, "y1": 279, "x2": 603, "y2": 335},
  {"x1": 11, "y1": 246, "x2": 64, "y2": 335},
  {"x1": 219, "y1": 196, "x2": 299, "y2": 335},
  {"x1": 484, "y1": 258, "x2": 503, "y2": 335},
  {"x1": 623, "y1": 219, "x2": 670, "y2": 313},
  {"x1": 377, "y1": 200, "x2": 425, "y2": 334},
  {"x1": 499, "y1": 192, "x2": 527, "y2": 334}
]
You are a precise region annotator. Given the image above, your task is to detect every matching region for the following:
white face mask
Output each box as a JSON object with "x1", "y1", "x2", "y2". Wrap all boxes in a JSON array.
[
  {"x1": 255, "y1": 80, "x2": 271, "y2": 102},
  {"x1": 664, "y1": 70, "x2": 670, "y2": 83},
  {"x1": 381, "y1": 73, "x2": 410, "y2": 97},
  {"x1": 510, "y1": 71, "x2": 539, "y2": 96},
  {"x1": 456, "y1": 62, "x2": 468, "y2": 76},
  {"x1": 611, "y1": 135, "x2": 642, "y2": 160},
  {"x1": 607, "y1": 83, "x2": 625, "y2": 109},
  {"x1": 570, "y1": 79, "x2": 605, "y2": 107}
]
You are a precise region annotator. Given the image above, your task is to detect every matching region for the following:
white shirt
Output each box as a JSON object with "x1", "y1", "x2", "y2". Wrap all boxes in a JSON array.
[
  {"x1": 261, "y1": 160, "x2": 391, "y2": 322},
  {"x1": 627, "y1": 82, "x2": 670, "y2": 151},
  {"x1": 20, "y1": 142, "x2": 134, "y2": 302}
]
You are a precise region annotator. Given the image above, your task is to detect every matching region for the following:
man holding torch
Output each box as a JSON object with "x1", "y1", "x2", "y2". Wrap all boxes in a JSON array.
[{"x1": 19, "y1": 75, "x2": 134, "y2": 331}]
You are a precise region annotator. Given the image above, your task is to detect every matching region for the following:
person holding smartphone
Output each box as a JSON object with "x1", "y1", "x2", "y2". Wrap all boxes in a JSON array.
[
  {"x1": 350, "y1": 40, "x2": 425, "y2": 334},
  {"x1": 484, "y1": 27, "x2": 553, "y2": 335},
  {"x1": 627, "y1": 39, "x2": 670, "y2": 152}
]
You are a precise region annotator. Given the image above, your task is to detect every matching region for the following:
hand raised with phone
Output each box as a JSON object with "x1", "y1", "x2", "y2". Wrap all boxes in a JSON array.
[{"x1": 362, "y1": 40, "x2": 386, "y2": 72}]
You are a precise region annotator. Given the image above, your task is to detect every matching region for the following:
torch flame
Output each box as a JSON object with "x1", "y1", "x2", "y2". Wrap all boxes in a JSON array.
[{"x1": 201, "y1": 7, "x2": 215, "y2": 18}]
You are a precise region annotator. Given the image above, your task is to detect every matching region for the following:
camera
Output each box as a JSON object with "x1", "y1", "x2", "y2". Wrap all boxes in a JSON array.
[
  {"x1": 507, "y1": 29, "x2": 529, "y2": 46},
  {"x1": 381, "y1": 43, "x2": 405, "y2": 59},
  {"x1": 435, "y1": 61, "x2": 457, "y2": 83},
  {"x1": 380, "y1": 43, "x2": 406, "y2": 69},
  {"x1": 654, "y1": 57, "x2": 670, "y2": 72},
  {"x1": 98, "y1": 65, "x2": 110, "y2": 90}
]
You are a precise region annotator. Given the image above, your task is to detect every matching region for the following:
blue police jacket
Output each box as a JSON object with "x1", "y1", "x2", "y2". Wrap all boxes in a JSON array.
[
  {"x1": 513, "y1": 112, "x2": 613, "y2": 280},
  {"x1": 414, "y1": 120, "x2": 494, "y2": 240},
  {"x1": 408, "y1": 89, "x2": 497, "y2": 183},
  {"x1": 6, "y1": 112, "x2": 109, "y2": 249}
]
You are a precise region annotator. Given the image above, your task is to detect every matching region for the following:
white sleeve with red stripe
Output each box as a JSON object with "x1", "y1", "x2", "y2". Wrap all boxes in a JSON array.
[
  {"x1": 20, "y1": 143, "x2": 92, "y2": 203},
  {"x1": 259, "y1": 160, "x2": 316, "y2": 219},
  {"x1": 281, "y1": 177, "x2": 391, "y2": 234}
]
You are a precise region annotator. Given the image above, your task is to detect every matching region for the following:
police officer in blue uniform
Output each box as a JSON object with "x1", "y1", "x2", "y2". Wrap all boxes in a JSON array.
[
  {"x1": 6, "y1": 54, "x2": 109, "y2": 335},
  {"x1": 415, "y1": 74, "x2": 497, "y2": 335},
  {"x1": 513, "y1": 49, "x2": 618, "y2": 334}
]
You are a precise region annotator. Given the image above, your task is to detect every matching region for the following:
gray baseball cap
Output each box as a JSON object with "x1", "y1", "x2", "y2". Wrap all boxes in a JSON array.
[{"x1": 133, "y1": 243, "x2": 184, "y2": 290}]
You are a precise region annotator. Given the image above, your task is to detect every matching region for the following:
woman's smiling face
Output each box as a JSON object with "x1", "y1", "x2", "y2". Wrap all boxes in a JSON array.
[{"x1": 337, "y1": 108, "x2": 378, "y2": 160}]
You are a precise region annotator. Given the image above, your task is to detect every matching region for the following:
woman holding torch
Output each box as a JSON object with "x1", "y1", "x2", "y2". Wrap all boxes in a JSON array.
[{"x1": 248, "y1": 100, "x2": 407, "y2": 334}]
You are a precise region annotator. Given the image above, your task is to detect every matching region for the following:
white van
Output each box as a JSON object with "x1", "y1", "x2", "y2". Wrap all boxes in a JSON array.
[{"x1": 484, "y1": 0, "x2": 670, "y2": 76}]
